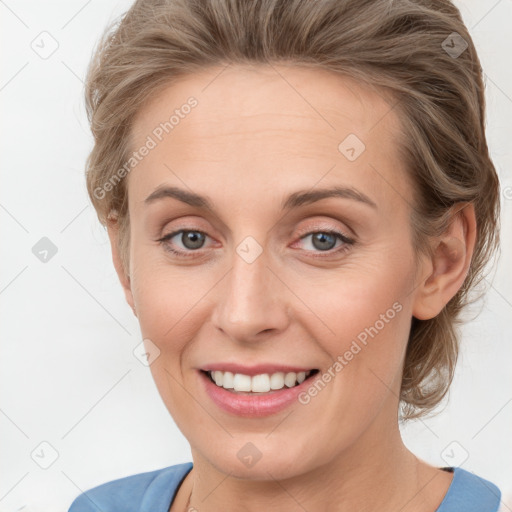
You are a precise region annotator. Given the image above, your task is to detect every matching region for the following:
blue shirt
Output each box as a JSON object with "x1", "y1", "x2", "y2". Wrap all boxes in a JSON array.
[{"x1": 68, "y1": 462, "x2": 502, "y2": 511}]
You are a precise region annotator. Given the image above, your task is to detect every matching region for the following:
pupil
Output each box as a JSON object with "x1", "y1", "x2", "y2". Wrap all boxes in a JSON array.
[
  {"x1": 313, "y1": 232, "x2": 336, "y2": 251},
  {"x1": 184, "y1": 231, "x2": 204, "y2": 249}
]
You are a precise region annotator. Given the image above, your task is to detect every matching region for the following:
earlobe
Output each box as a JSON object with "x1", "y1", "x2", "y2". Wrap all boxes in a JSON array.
[
  {"x1": 106, "y1": 214, "x2": 136, "y2": 315},
  {"x1": 412, "y1": 203, "x2": 477, "y2": 321}
]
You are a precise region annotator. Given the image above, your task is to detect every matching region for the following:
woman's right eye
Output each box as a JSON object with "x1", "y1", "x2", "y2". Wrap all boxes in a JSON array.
[{"x1": 157, "y1": 229, "x2": 211, "y2": 258}]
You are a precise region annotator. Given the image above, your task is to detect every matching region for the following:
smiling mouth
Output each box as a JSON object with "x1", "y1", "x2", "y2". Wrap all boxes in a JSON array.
[{"x1": 201, "y1": 369, "x2": 320, "y2": 394}]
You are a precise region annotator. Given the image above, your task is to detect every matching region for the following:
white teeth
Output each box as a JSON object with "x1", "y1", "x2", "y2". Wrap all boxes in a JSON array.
[
  {"x1": 208, "y1": 370, "x2": 313, "y2": 393},
  {"x1": 251, "y1": 374, "x2": 270, "y2": 392},
  {"x1": 233, "y1": 373, "x2": 252, "y2": 391},
  {"x1": 269, "y1": 372, "x2": 285, "y2": 390},
  {"x1": 284, "y1": 372, "x2": 297, "y2": 387},
  {"x1": 213, "y1": 371, "x2": 223, "y2": 386},
  {"x1": 222, "y1": 371, "x2": 234, "y2": 389}
]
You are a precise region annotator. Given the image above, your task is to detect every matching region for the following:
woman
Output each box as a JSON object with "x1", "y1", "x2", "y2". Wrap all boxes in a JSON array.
[{"x1": 69, "y1": 0, "x2": 502, "y2": 510}]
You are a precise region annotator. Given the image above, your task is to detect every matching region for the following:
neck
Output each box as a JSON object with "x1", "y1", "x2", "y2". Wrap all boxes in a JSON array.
[{"x1": 177, "y1": 425, "x2": 450, "y2": 512}]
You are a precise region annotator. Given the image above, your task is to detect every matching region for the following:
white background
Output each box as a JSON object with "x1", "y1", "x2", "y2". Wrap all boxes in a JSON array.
[{"x1": 1, "y1": 0, "x2": 511, "y2": 510}]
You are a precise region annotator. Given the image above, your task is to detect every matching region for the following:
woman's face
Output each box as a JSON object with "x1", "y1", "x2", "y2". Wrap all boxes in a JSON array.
[{"x1": 121, "y1": 64, "x2": 429, "y2": 479}]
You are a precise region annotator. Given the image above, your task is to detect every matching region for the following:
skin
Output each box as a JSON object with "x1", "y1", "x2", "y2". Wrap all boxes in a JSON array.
[{"x1": 107, "y1": 64, "x2": 476, "y2": 512}]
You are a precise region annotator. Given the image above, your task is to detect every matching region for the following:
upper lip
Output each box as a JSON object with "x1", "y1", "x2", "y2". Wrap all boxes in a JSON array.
[{"x1": 200, "y1": 363, "x2": 317, "y2": 376}]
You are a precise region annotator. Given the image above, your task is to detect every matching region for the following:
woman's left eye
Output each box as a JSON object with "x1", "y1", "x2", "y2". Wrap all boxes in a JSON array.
[
  {"x1": 157, "y1": 228, "x2": 354, "y2": 258},
  {"x1": 295, "y1": 230, "x2": 354, "y2": 256}
]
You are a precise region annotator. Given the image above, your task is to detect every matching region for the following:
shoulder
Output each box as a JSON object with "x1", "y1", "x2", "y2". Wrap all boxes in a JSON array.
[
  {"x1": 67, "y1": 462, "x2": 193, "y2": 512},
  {"x1": 437, "y1": 467, "x2": 502, "y2": 512}
]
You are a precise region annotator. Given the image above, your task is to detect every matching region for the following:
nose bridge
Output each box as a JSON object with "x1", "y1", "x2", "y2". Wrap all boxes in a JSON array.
[{"x1": 212, "y1": 236, "x2": 289, "y2": 340}]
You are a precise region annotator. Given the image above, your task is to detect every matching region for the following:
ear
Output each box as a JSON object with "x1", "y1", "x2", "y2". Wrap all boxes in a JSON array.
[
  {"x1": 106, "y1": 213, "x2": 136, "y2": 316},
  {"x1": 412, "y1": 202, "x2": 477, "y2": 320}
]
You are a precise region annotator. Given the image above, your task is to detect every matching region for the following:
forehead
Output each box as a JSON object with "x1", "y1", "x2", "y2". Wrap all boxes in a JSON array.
[{"x1": 128, "y1": 64, "x2": 410, "y2": 215}]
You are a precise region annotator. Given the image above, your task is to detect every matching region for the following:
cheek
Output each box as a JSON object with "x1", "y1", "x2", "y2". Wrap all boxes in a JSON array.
[
  {"x1": 132, "y1": 272, "x2": 198, "y2": 346},
  {"x1": 291, "y1": 252, "x2": 414, "y2": 393},
  {"x1": 291, "y1": 272, "x2": 412, "y2": 443},
  {"x1": 129, "y1": 245, "x2": 215, "y2": 357},
  {"x1": 294, "y1": 252, "x2": 412, "y2": 341},
  {"x1": 129, "y1": 256, "x2": 207, "y2": 421}
]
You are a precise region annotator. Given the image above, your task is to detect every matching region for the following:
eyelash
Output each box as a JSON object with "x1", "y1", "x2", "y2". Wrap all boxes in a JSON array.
[{"x1": 157, "y1": 227, "x2": 355, "y2": 259}]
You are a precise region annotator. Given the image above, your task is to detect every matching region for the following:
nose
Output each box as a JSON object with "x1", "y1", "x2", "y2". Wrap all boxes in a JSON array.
[{"x1": 211, "y1": 242, "x2": 290, "y2": 343}]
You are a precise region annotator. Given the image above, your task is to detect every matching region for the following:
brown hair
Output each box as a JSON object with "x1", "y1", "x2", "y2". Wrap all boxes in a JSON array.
[{"x1": 84, "y1": 0, "x2": 500, "y2": 420}]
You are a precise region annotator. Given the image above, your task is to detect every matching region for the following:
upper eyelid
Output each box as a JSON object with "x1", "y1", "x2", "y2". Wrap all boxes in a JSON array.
[
  {"x1": 159, "y1": 222, "x2": 352, "y2": 238},
  {"x1": 159, "y1": 215, "x2": 354, "y2": 236},
  {"x1": 294, "y1": 223, "x2": 353, "y2": 240}
]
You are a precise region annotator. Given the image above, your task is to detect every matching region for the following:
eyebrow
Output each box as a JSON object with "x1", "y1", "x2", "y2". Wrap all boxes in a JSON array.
[{"x1": 144, "y1": 185, "x2": 377, "y2": 211}]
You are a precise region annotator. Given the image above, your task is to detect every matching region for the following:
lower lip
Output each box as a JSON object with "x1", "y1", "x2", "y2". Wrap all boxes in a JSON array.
[{"x1": 199, "y1": 370, "x2": 319, "y2": 417}]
